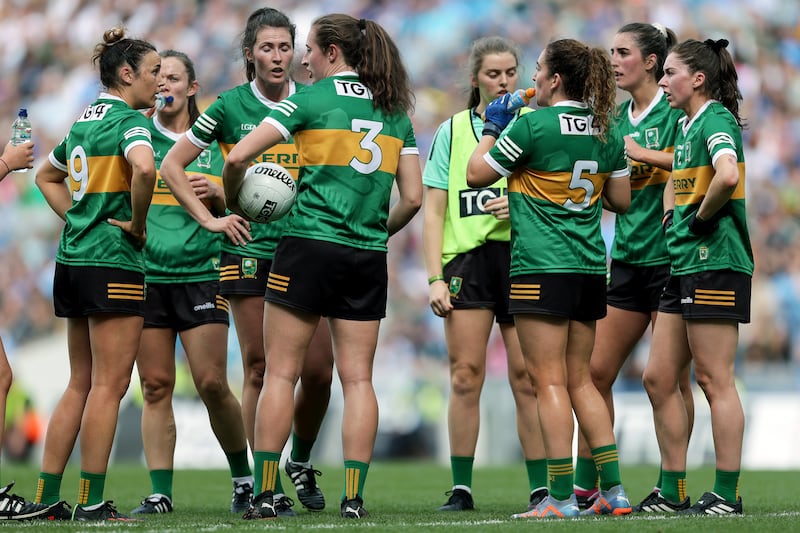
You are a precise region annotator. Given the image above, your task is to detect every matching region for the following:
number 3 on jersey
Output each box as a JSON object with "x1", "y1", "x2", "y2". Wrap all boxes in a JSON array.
[{"x1": 350, "y1": 119, "x2": 383, "y2": 174}]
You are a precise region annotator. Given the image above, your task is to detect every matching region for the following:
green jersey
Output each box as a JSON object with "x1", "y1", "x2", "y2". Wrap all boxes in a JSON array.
[
  {"x1": 265, "y1": 72, "x2": 418, "y2": 252},
  {"x1": 145, "y1": 116, "x2": 224, "y2": 283},
  {"x1": 667, "y1": 100, "x2": 753, "y2": 276},
  {"x1": 611, "y1": 89, "x2": 681, "y2": 266},
  {"x1": 485, "y1": 101, "x2": 629, "y2": 276},
  {"x1": 48, "y1": 93, "x2": 153, "y2": 272},
  {"x1": 187, "y1": 80, "x2": 302, "y2": 259}
]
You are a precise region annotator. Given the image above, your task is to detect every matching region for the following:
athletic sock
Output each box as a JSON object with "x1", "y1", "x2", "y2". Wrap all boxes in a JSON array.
[
  {"x1": 661, "y1": 470, "x2": 686, "y2": 504},
  {"x1": 592, "y1": 444, "x2": 622, "y2": 490},
  {"x1": 225, "y1": 448, "x2": 252, "y2": 478},
  {"x1": 548, "y1": 457, "x2": 574, "y2": 501},
  {"x1": 525, "y1": 458, "x2": 548, "y2": 492},
  {"x1": 713, "y1": 469, "x2": 740, "y2": 503},
  {"x1": 573, "y1": 456, "x2": 598, "y2": 492},
  {"x1": 290, "y1": 433, "x2": 316, "y2": 463},
  {"x1": 78, "y1": 471, "x2": 106, "y2": 506},
  {"x1": 450, "y1": 456, "x2": 474, "y2": 490},
  {"x1": 149, "y1": 469, "x2": 173, "y2": 500},
  {"x1": 35, "y1": 472, "x2": 62, "y2": 504},
  {"x1": 253, "y1": 451, "x2": 284, "y2": 495},
  {"x1": 342, "y1": 460, "x2": 369, "y2": 501}
]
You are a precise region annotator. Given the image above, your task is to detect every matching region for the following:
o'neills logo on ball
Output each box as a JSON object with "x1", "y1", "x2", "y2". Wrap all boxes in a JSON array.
[{"x1": 252, "y1": 165, "x2": 296, "y2": 192}]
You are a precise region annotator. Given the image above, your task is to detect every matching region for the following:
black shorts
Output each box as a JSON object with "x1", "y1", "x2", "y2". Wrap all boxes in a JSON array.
[
  {"x1": 144, "y1": 280, "x2": 229, "y2": 330},
  {"x1": 508, "y1": 273, "x2": 607, "y2": 321},
  {"x1": 53, "y1": 263, "x2": 146, "y2": 318},
  {"x1": 443, "y1": 240, "x2": 512, "y2": 324},
  {"x1": 218, "y1": 251, "x2": 271, "y2": 297},
  {"x1": 606, "y1": 260, "x2": 670, "y2": 313},
  {"x1": 658, "y1": 270, "x2": 751, "y2": 323},
  {"x1": 266, "y1": 237, "x2": 387, "y2": 320}
]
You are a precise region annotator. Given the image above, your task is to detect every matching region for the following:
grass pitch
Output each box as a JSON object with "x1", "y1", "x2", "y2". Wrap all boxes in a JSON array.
[{"x1": 2, "y1": 462, "x2": 798, "y2": 531}]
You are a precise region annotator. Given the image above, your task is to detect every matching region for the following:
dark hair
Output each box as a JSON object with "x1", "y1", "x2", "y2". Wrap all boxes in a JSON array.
[
  {"x1": 160, "y1": 50, "x2": 200, "y2": 123},
  {"x1": 240, "y1": 8, "x2": 296, "y2": 82},
  {"x1": 669, "y1": 38, "x2": 745, "y2": 128},
  {"x1": 92, "y1": 26, "x2": 157, "y2": 89},
  {"x1": 617, "y1": 22, "x2": 678, "y2": 80},
  {"x1": 543, "y1": 39, "x2": 617, "y2": 140},
  {"x1": 311, "y1": 14, "x2": 414, "y2": 114},
  {"x1": 466, "y1": 36, "x2": 521, "y2": 109}
]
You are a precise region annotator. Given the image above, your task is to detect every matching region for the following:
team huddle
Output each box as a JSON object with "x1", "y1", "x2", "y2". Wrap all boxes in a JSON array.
[{"x1": 0, "y1": 4, "x2": 751, "y2": 524}]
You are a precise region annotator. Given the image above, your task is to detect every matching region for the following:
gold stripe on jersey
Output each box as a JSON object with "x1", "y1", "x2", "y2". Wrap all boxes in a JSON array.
[
  {"x1": 672, "y1": 162, "x2": 746, "y2": 206},
  {"x1": 216, "y1": 143, "x2": 301, "y2": 179},
  {"x1": 510, "y1": 283, "x2": 541, "y2": 300},
  {"x1": 216, "y1": 295, "x2": 230, "y2": 313},
  {"x1": 294, "y1": 129, "x2": 402, "y2": 174},
  {"x1": 694, "y1": 288, "x2": 736, "y2": 306},
  {"x1": 219, "y1": 264, "x2": 240, "y2": 282},
  {"x1": 107, "y1": 282, "x2": 145, "y2": 301},
  {"x1": 150, "y1": 171, "x2": 222, "y2": 206},
  {"x1": 630, "y1": 162, "x2": 671, "y2": 191},
  {"x1": 267, "y1": 272, "x2": 289, "y2": 293},
  {"x1": 508, "y1": 168, "x2": 606, "y2": 206},
  {"x1": 76, "y1": 155, "x2": 132, "y2": 194}
]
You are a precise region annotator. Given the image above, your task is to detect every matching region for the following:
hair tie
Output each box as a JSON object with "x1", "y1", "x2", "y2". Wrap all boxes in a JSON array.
[
  {"x1": 704, "y1": 38, "x2": 729, "y2": 52},
  {"x1": 652, "y1": 22, "x2": 667, "y2": 39},
  {"x1": 358, "y1": 18, "x2": 367, "y2": 33}
]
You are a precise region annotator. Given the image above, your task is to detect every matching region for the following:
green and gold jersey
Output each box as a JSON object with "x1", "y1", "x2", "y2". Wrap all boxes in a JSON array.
[
  {"x1": 485, "y1": 101, "x2": 628, "y2": 276},
  {"x1": 48, "y1": 93, "x2": 153, "y2": 272},
  {"x1": 667, "y1": 100, "x2": 753, "y2": 276},
  {"x1": 145, "y1": 116, "x2": 224, "y2": 283},
  {"x1": 187, "y1": 80, "x2": 302, "y2": 259},
  {"x1": 424, "y1": 108, "x2": 530, "y2": 267},
  {"x1": 265, "y1": 72, "x2": 418, "y2": 252},
  {"x1": 611, "y1": 89, "x2": 681, "y2": 266}
]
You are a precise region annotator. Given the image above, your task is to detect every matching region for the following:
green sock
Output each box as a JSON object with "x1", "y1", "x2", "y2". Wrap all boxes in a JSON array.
[
  {"x1": 79, "y1": 471, "x2": 106, "y2": 506},
  {"x1": 655, "y1": 467, "x2": 663, "y2": 490},
  {"x1": 548, "y1": 457, "x2": 573, "y2": 501},
  {"x1": 149, "y1": 469, "x2": 173, "y2": 500},
  {"x1": 573, "y1": 456, "x2": 598, "y2": 491},
  {"x1": 341, "y1": 460, "x2": 369, "y2": 501},
  {"x1": 253, "y1": 451, "x2": 284, "y2": 495},
  {"x1": 450, "y1": 456, "x2": 474, "y2": 489},
  {"x1": 36, "y1": 472, "x2": 62, "y2": 504},
  {"x1": 225, "y1": 448, "x2": 252, "y2": 478},
  {"x1": 661, "y1": 470, "x2": 686, "y2": 503},
  {"x1": 592, "y1": 444, "x2": 621, "y2": 490},
  {"x1": 290, "y1": 433, "x2": 316, "y2": 463},
  {"x1": 525, "y1": 458, "x2": 548, "y2": 492},
  {"x1": 713, "y1": 469, "x2": 740, "y2": 503}
]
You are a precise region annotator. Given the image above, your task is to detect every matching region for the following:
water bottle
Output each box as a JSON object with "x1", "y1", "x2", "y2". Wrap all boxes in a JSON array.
[
  {"x1": 506, "y1": 88, "x2": 536, "y2": 112},
  {"x1": 11, "y1": 108, "x2": 32, "y2": 173},
  {"x1": 155, "y1": 94, "x2": 173, "y2": 111}
]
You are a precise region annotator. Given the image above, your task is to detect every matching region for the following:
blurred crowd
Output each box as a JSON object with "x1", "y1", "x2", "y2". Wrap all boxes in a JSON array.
[{"x1": 1, "y1": 0, "x2": 799, "y2": 397}]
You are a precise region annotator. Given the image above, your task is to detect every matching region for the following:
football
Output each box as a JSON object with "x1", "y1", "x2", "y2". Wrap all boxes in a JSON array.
[{"x1": 237, "y1": 162, "x2": 297, "y2": 223}]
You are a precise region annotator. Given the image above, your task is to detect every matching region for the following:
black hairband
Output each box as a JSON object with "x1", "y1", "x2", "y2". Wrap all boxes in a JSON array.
[
  {"x1": 704, "y1": 38, "x2": 729, "y2": 53},
  {"x1": 358, "y1": 18, "x2": 367, "y2": 32}
]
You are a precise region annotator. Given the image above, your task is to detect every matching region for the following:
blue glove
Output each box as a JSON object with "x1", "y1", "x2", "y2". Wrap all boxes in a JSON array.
[{"x1": 482, "y1": 93, "x2": 514, "y2": 138}]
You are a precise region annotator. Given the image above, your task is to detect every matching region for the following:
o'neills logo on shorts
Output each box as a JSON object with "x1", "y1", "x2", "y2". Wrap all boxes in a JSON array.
[{"x1": 193, "y1": 302, "x2": 215, "y2": 311}]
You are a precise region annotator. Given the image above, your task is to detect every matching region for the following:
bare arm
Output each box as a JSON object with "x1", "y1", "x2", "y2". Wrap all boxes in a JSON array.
[
  {"x1": 387, "y1": 153, "x2": 423, "y2": 236},
  {"x1": 107, "y1": 144, "x2": 156, "y2": 245},
  {"x1": 697, "y1": 153, "x2": 739, "y2": 219},
  {"x1": 35, "y1": 160, "x2": 71, "y2": 220},
  {"x1": 466, "y1": 135, "x2": 503, "y2": 188},
  {"x1": 624, "y1": 135, "x2": 674, "y2": 171},
  {"x1": 161, "y1": 135, "x2": 251, "y2": 246},
  {"x1": 421, "y1": 186, "x2": 452, "y2": 317},
  {"x1": 602, "y1": 175, "x2": 631, "y2": 214}
]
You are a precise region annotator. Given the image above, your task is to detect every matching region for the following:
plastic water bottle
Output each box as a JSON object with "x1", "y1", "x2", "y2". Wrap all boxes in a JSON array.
[
  {"x1": 155, "y1": 94, "x2": 173, "y2": 111},
  {"x1": 506, "y1": 88, "x2": 535, "y2": 111},
  {"x1": 11, "y1": 108, "x2": 32, "y2": 173}
]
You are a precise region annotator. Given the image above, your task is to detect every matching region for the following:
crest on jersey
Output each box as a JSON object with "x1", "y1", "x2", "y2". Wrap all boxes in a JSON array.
[
  {"x1": 449, "y1": 277, "x2": 463, "y2": 298},
  {"x1": 242, "y1": 258, "x2": 258, "y2": 278},
  {"x1": 197, "y1": 149, "x2": 211, "y2": 169},
  {"x1": 645, "y1": 128, "x2": 659, "y2": 148}
]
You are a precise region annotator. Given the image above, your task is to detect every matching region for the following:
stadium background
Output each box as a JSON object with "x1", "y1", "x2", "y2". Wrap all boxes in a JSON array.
[{"x1": 0, "y1": 0, "x2": 798, "y2": 470}]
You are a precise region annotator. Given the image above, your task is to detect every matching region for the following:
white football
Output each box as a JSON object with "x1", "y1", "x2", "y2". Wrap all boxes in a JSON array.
[{"x1": 237, "y1": 162, "x2": 297, "y2": 223}]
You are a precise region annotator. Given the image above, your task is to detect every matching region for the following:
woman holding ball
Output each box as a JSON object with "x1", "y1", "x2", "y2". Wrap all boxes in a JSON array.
[{"x1": 223, "y1": 14, "x2": 422, "y2": 519}]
